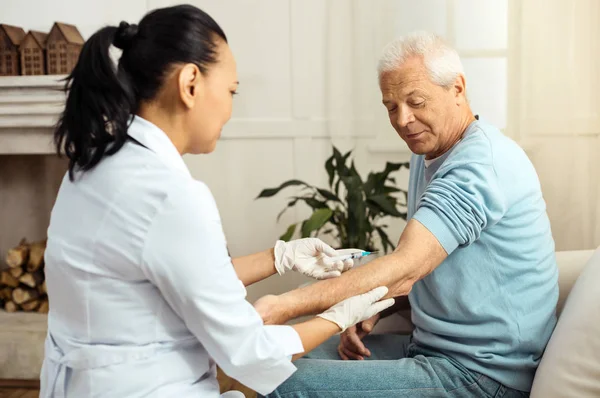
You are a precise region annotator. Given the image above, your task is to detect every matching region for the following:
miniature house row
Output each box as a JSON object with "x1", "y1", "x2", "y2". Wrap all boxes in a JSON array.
[{"x1": 0, "y1": 22, "x2": 84, "y2": 76}]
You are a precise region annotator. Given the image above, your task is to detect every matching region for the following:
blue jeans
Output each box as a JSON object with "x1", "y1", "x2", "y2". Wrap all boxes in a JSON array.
[{"x1": 264, "y1": 334, "x2": 529, "y2": 397}]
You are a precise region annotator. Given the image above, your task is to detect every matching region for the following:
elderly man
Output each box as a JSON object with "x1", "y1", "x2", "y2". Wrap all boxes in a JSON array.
[{"x1": 260, "y1": 31, "x2": 557, "y2": 397}]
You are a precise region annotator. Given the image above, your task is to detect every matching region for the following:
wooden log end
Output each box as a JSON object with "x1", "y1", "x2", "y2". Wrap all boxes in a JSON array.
[
  {"x1": 20, "y1": 299, "x2": 40, "y2": 312},
  {"x1": 0, "y1": 271, "x2": 20, "y2": 288},
  {"x1": 6, "y1": 245, "x2": 29, "y2": 269},
  {"x1": 26, "y1": 240, "x2": 46, "y2": 272},
  {"x1": 12, "y1": 287, "x2": 39, "y2": 305},
  {"x1": 37, "y1": 298, "x2": 49, "y2": 314},
  {"x1": 8, "y1": 266, "x2": 24, "y2": 279},
  {"x1": 4, "y1": 301, "x2": 19, "y2": 313},
  {"x1": 19, "y1": 271, "x2": 44, "y2": 289},
  {"x1": 0, "y1": 287, "x2": 13, "y2": 301}
]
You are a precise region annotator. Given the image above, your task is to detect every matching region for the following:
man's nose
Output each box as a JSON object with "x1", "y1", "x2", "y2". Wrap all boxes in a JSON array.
[{"x1": 397, "y1": 106, "x2": 414, "y2": 128}]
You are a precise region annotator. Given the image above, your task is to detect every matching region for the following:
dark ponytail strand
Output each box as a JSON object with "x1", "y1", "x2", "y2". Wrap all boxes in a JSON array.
[{"x1": 54, "y1": 25, "x2": 135, "y2": 181}]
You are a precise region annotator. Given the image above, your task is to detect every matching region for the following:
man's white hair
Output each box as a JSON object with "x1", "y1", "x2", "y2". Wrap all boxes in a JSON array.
[{"x1": 377, "y1": 31, "x2": 464, "y2": 88}]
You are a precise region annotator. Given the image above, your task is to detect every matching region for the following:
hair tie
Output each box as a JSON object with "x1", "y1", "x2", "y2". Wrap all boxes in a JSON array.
[{"x1": 113, "y1": 21, "x2": 138, "y2": 50}]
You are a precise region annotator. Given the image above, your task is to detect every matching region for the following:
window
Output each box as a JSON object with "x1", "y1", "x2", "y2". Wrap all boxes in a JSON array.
[{"x1": 453, "y1": 0, "x2": 508, "y2": 131}]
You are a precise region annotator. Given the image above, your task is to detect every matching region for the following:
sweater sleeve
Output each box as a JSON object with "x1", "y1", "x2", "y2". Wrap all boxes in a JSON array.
[{"x1": 413, "y1": 159, "x2": 507, "y2": 255}]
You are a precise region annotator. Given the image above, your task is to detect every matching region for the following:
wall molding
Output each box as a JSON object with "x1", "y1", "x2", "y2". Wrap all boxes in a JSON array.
[
  {"x1": 367, "y1": 141, "x2": 412, "y2": 156},
  {"x1": 0, "y1": 75, "x2": 65, "y2": 154}
]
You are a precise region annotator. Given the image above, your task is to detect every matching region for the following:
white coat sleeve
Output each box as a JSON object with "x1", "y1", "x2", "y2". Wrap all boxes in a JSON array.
[{"x1": 139, "y1": 180, "x2": 304, "y2": 395}]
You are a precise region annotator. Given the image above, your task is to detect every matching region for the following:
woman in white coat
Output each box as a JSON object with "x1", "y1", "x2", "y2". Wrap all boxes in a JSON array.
[{"x1": 40, "y1": 4, "x2": 394, "y2": 397}]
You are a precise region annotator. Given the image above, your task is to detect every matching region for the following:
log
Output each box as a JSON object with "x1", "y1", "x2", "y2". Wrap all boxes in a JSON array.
[
  {"x1": 5, "y1": 241, "x2": 29, "y2": 268},
  {"x1": 38, "y1": 298, "x2": 49, "y2": 314},
  {"x1": 12, "y1": 287, "x2": 39, "y2": 305},
  {"x1": 19, "y1": 270, "x2": 44, "y2": 289},
  {"x1": 38, "y1": 280, "x2": 47, "y2": 295},
  {"x1": 0, "y1": 287, "x2": 13, "y2": 301},
  {"x1": 8, "y1": 266, "x2": 24, "y2": 279},
  {"x1": 26, "y1": 240, "x2": 46, "y2": 272},
  {"x1": 4, "y1": 301, "x2": 18, "y2": 312},
  {"x1": 20, "y1": 299, "x2": 40, "y2": 312},
  {"x1": 0, "y1": 271, "x2": 20, "y2": 288}
]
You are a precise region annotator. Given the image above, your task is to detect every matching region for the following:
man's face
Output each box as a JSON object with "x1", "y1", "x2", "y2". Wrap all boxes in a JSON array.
[{"x1": 379, "y1": 56, "x2": 465, "y2": 158}]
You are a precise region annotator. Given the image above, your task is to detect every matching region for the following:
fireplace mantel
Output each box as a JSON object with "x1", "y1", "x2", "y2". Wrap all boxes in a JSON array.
[{"x1": 0, "y1": 75, "x2": 67, "y2": 155}]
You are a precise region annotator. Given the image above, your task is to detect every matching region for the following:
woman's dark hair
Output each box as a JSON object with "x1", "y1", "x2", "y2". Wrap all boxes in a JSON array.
[{"x1": 54, "y1": 5, "x2": 227, "y2": 180}]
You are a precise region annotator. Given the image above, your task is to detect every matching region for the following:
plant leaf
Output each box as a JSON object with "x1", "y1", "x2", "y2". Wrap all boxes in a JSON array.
[
  {"x1": 325, "y1": 155, "x2": 335, "y2": 188},
  {"x1": 382, "y1": 185, "x2": 401, "y2": 193},
  {"x1": 317, "y1": 188, "x2": 340, "y2": 202},
  {"x1": 300, "y1": 220, "x2": 309, "y2": 238},
  {"x1": 256, "y1": 179, "x2": 309, "y2": 199},
  {"x1": 341, "y1": 175, "x2": 367, "y2": 248},
  {"x1": 334, "y1": 178, "x2": 343, "y2": 197},
  {"x1": 375, "y1": 226, "x2": 395, "y2": 253},
  {"x1": 367, "y1": 195, "x2": 403, "y2": 217},
  {"x1": 363, "y1": 173, "x2": 377, "y2": 195},
  {"x1": 333, "y1": 146, "x2": 349, "y2": 179},
  {"x1": 280, "y1": 224, "x2": 297, "y2": 241},
  {"x1": 305, "y1": 197, "x2": 328, "y2": 209},
  {"x1": 301, "y1": 208, "x2": 333, "y2": 237},
  {"x1": 343, "y1": 150, "x2": 353, "y2": 163}
]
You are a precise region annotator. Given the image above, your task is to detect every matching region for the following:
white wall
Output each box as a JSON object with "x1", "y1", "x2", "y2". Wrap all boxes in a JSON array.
[
  {"x1": 3, "y1": 0, "x2": 595, "y2": 302},
  {"x1": 511, "y1": 0, "x2": 600, "y2": 251}
]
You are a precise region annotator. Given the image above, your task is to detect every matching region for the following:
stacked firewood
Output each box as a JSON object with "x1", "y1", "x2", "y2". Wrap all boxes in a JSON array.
[{"x1": 0, "y1": 239, "x2": 49, "y2": 313}]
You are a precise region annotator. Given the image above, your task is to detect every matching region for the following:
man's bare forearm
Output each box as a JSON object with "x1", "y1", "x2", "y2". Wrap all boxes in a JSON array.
[
  {"x1": 275, "y1": 220, "x2": 446, "y2": 323},
  {"x1": 232, "y1": 248, "x2": 276, "y2": 286},
  {"x1": 277, "y1": 251, "x2": 408, "y2": 320}
]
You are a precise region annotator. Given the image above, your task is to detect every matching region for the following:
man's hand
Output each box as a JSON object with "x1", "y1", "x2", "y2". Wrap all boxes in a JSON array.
[
  {"x1": 338, "y1": 313, "x2": 381, "y2": 360},
  {"x1": 274, "y1": 238, "x2": 354, "y2": 279}
]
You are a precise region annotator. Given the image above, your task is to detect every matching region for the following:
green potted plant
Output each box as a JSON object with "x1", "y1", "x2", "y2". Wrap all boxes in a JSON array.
[{"x1": 256, "y1": 146, "x2": 410, "y2": 253}]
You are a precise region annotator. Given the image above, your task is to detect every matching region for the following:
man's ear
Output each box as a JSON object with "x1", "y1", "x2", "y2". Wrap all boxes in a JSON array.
[
  {"x1": 178, "y1": 63, "x2": 203, "y2": 109},
  {"x1": 454, "y1": 74, "x2": 467, "y2": 105}
]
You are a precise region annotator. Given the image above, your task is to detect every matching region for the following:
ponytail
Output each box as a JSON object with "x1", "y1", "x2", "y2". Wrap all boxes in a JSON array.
[
  {"x1": 54, "y1": 5, "x2": 227, "y2": 181},
  {"x1": 54, "y1": 25, "x2": 135, "y2": 180}
]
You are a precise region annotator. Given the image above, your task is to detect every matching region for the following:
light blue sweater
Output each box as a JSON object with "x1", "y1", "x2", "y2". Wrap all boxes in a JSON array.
[{"x1": 407, "y1": 117, "x2": 558, "y2": 392}]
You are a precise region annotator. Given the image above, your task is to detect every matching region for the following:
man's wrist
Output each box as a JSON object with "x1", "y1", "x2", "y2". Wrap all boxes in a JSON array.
[{"x1": 279, "y1": 290, "x2": 304, "y2": 321}]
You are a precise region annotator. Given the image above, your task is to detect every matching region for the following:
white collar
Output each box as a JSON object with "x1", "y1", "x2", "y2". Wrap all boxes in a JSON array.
[{"x1": 127, "y1": 115, "x2": 190, "y2": 176}]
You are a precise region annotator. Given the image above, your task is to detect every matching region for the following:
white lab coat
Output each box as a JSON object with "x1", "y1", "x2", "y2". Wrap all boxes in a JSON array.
[{"x1": 39, "y1": 116, "x2": 304, "y2": 397}]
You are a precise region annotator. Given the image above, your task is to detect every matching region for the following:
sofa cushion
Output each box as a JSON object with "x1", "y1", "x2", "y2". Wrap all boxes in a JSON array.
[
  {"x1": 554, "y1": 249, "x2": 595, "y2": 316},
  {"x1": 531, "y1": 247, "x2": 600, "y2": 397}
]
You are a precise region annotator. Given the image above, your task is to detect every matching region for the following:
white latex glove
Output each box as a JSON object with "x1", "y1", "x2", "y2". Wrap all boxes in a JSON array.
[
  {"x1": 317, "y1": 286, "x2": 395, "y2": 332},
  {"x1": 274, "y1": 238, "x2": 354, "y2": 279}
]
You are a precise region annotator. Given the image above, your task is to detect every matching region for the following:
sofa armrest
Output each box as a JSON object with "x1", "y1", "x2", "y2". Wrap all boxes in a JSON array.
[{"x1": 555, "y1": 249, "x2": 595, "y2": 317}]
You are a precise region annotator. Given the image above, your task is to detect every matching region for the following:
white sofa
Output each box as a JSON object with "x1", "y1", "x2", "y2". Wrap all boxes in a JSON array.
[{"x1": 373, "y1": 248, "x2": 600, "y2": 397}]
